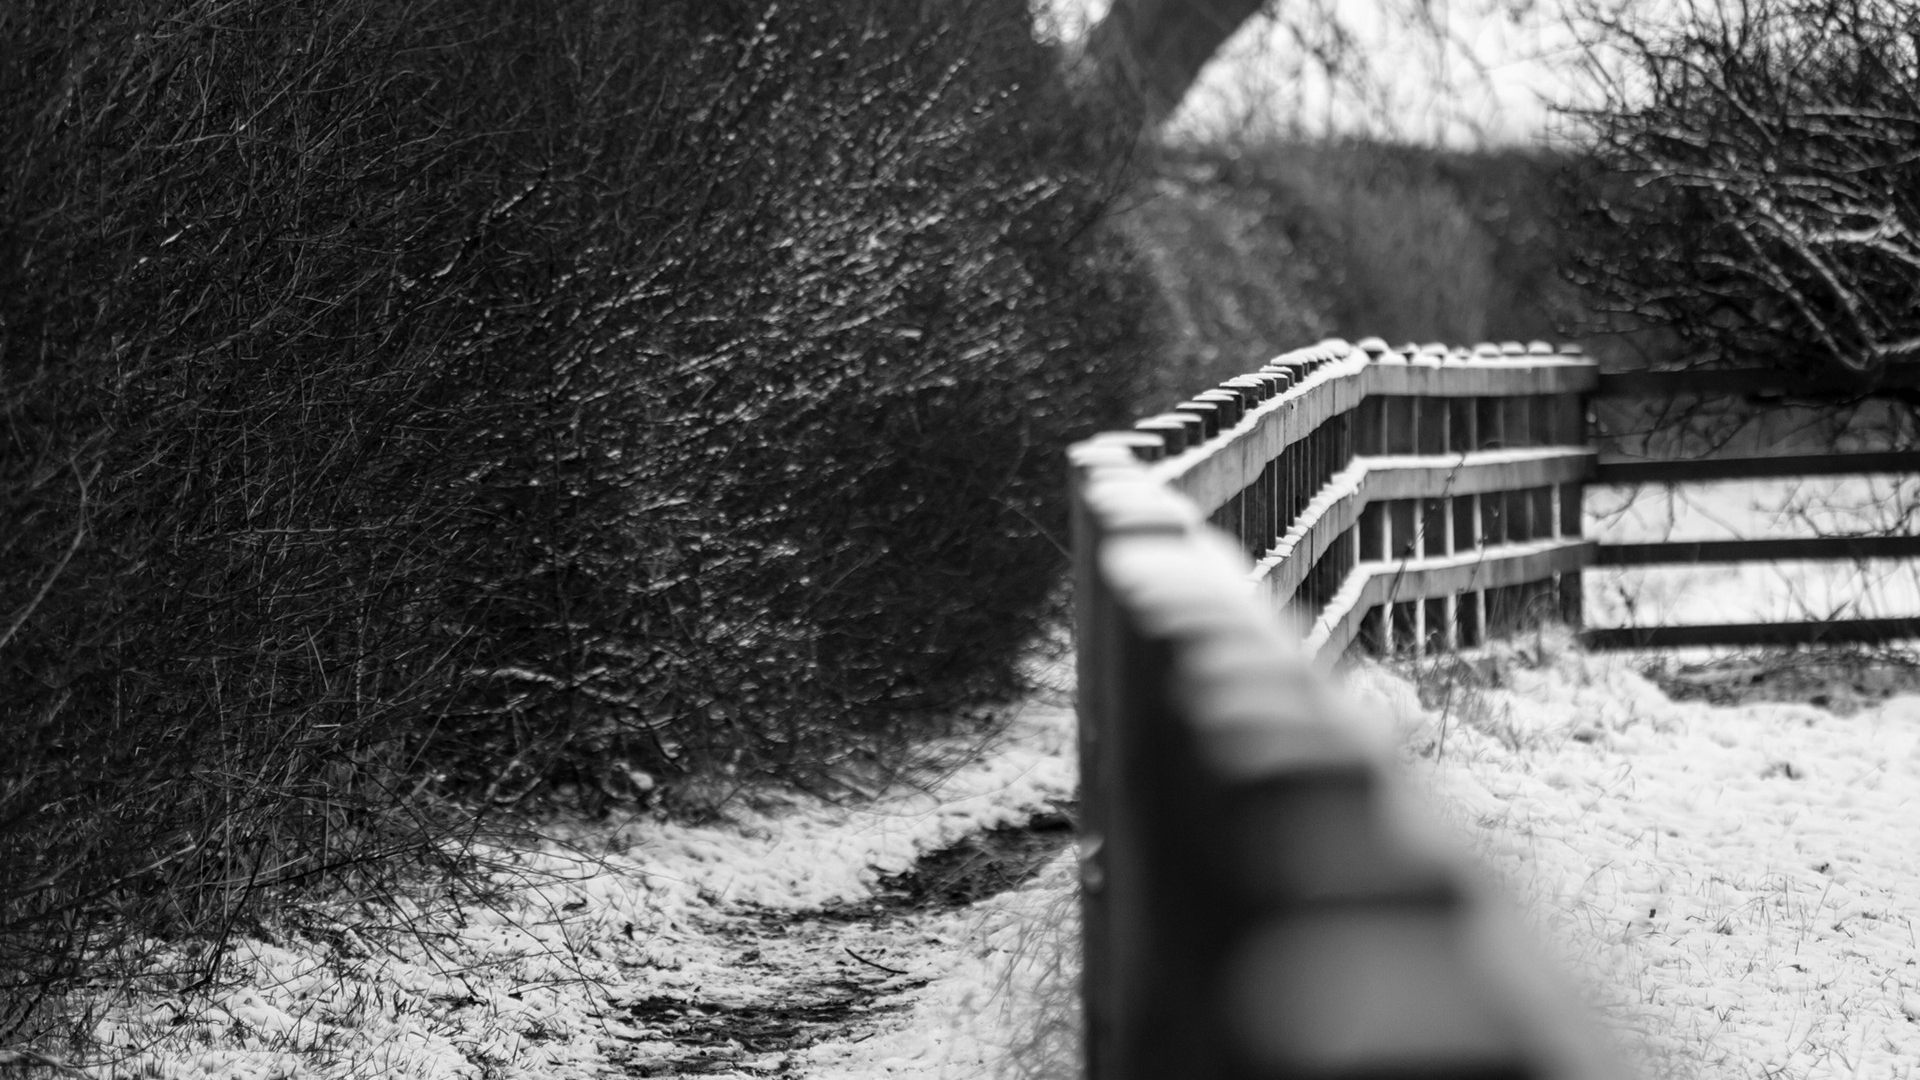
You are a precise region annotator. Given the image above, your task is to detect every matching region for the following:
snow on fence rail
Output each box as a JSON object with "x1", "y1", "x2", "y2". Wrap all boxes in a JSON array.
[
  {"x1": 1089, "y1": 337, "x2": 1598, "y2": 667},
  {"x1": 1067, "y1": 338, "x2": 1621, "y2": 1080},
  {"x1": 1069, "y1": 338, "x2": 1920, "y2": 1077},
  {"x1": 1085, "y1": 342, "x2": 1920, "y2": 661}
]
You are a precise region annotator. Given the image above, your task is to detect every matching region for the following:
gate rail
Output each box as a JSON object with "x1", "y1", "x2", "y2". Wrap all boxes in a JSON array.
[{"x1": 1586, "y1": 365, "x2": 1920, "y2": 649}]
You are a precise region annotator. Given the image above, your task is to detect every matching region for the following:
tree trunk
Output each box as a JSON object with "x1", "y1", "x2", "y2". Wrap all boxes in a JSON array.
[{"x1": 1086, "y1": 0, "x2": 1268, "y2": 128}]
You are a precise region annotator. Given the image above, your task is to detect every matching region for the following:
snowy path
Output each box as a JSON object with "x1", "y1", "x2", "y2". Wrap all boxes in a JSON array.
[
  {"x1": 69, "y1": 632, "x2": 1919, "y2": 1080},
  {"x1": 75, "y1": 689, "x2": 1083, "y2": 1080}
]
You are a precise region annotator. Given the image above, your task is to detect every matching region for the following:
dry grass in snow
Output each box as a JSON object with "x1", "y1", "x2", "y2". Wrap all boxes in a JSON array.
[
  {"x1": 1351, "y1": 631, "x2": 1920, "y2": 1080},
  {"x1": 28, "y1": 674, "x2": 1084, "y2": 1080},
  {"x1": 25, "y1": 484, "x2": 1920, "y2": 1080}
]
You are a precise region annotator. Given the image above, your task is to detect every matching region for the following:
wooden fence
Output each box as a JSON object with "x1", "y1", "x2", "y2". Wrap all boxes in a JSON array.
[
  {"x1": 1069, "y1": 339, "x2": 1920, "y2": 1078},
  {"x1": 1087, "y1": 341, "x2": 1920, "y2": 665},
  {"x1": 1584, "y1": 366, "x2": 1920, "y2": 650},
  {"x1": 1069, "y1": 339, "x2": 1619, "y2": 1080},
  {"x1": 1094, "y1": 338, "x2": 1599, "y2": 667}
]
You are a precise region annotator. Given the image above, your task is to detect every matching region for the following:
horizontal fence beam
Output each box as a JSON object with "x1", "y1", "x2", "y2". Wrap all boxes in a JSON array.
[
  {"x1": 1250, "y1": 448, "x2": 1593, "y2": 614},
  {"x1": 1593, "y1": 450, "x2": 1920, "y2": 485},
  {"x1": 1594, "y1": 535, "x2": 1920, "y2": 566},
  {"x1": 1252, "y1": 464, "x2": 1365, "y2": 613},
  {"x1": 1307, "y1": 539, "x2": 1593, "y2": 660},
  {"x1": 1362, "y1": 447, "x2": 1595, "y2": 499},
  {"x1": 1152, "y1": 352, "x2": 1599, "y2": 518},
  {"x1": 1151, "y1": 352, "x2": 1367, "y2": 515},
  {"x1": 1595, "y1": 366, "x2": 1920, "y2": 401},
  {"x1": 1368, "y1": 356, "x2": 1597, "y2": 398},
  {"x1": 1070, "y1": 432, "x2": 1622, "y2": 1080},
  {"x1": 1582, "y1": 617, "x2": 1920, "y2": 650}
]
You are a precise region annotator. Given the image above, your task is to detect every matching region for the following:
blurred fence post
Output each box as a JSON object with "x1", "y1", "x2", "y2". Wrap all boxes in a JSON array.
[{"x1": 1069, "y1": 374, "x2": 1626, "y2": 1077}]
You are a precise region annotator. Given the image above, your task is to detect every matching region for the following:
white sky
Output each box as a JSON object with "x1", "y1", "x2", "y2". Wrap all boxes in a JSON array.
[{"x1": 1046, "y1": 0, "x2": 1629, "y2": 147}]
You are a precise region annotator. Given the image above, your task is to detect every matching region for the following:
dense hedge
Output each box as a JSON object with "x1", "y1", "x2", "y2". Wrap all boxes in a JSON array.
[{"x1": 0, "y1": 0, "x2": 1151, "y2": 1025}]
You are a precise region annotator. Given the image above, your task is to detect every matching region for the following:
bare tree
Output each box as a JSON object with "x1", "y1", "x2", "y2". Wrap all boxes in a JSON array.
[
  {"x1": 1082, "y1": 0, "x2": 1569, "y2": 144},
  {"x1": 1086, "y1": 0, "x2": 1269, "y2": 124},
  {"x1": 1567, "y1": 0, "x2": 1920, "y2": 375}
]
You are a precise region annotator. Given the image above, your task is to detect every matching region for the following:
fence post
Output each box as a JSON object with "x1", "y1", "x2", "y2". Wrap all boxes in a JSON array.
[
  {"x1": 1561, "y1": 345, "x2": 1590, "y2": 629},
  {"x1": 1070, "y1": 441, "x2": 1197, "y2": 1080},
  {"x1": 1429, "y1": 494, "x2": 1454, "y2": 651},
  {"x1": 1356, "y1": 395, "x2": 1384, "y2": 456},
  {"x1": 1067, "y1": 447, "x2": 1114, "y2": 1080},
  {"x1": 1449, "y1": 396, "x2": 1475, "y2": 455},
  {"x1": 1387, "y1": 396, "x2": 1418, "y2": 454},
  {"x1": 1477, "y1": 394, "x2": 1503, "y2": 450}
]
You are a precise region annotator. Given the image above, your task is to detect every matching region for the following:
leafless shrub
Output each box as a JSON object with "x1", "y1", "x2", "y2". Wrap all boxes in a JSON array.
[
  {"x1": 1, "y1": 0, "x2": 1152, "y2": 1038},
  {"x1": 1565, "y1": 0, "x2": 1920, "y2": 377}
]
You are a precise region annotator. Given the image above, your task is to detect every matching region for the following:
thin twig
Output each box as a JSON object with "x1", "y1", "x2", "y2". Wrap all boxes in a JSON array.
[
  {"x1": 844, "y1": 947, "x2": 910, "y2": 976},
  {"x1": 0, "y1": 460, "x2": 95, "y2": 654}
]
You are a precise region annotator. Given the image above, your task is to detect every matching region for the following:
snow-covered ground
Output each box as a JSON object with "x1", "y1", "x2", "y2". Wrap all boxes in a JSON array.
[
  {"x1": 65, "y1": 643, "x2": 1919, "y2": 1080},
  {"x1": 1587, "y1": 475, "x2": 1920, "y2": 630},
  {"x1": 39, "y1": 477, "x2": 1920, "y2": 1080},
  {"x1": 1350, "y1": 636, "x2": 1920, "y2": 1080},
  {"x1": 57, "y1": 683, "x2": 1083, "y2": 1080}
]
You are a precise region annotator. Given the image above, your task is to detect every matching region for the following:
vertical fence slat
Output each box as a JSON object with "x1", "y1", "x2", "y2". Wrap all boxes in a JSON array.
[
  {"x1": 1459, "y1": 588, "x2": 1484, "y2": 647},
  {"x1": 1391, "y1": 600, "x2": 1418, "y2": 655},
  {"x1": 1390, "y1": 499, "x2": 1417, "y2": 560},
  {"x1": 1357, "y1": 395, "x2": 1384, "y2": 456},
  {"x1": 1421, "y1": 498, "x2": 1447, "y2": 558},
  {"x1": 1073, "y1": 342, "x2": 1621, "y2": 1080},
  {"x1": 1387, "y1": 397, "x2": 1417, "y2": 454},
  {"x1": 1476, "y1": 396, "x2": 1503, "y2": 450},
  {"x1": 1422, "y1": 597, "x2": 1448, "y2": 653},
  {"x1": 1530, "y1": 393, "x2": 1555, "y2": 445},
  {"x1": 1447, "y1": 397, "x2": 1474, "y2": 455},
  {"x1": 1452, "y1": 494, "x2": 1476, "y2": 553},
  {"x1": 1418, "y1": 398, "x2": 1448, "y2": 456},
  {"x1": 1503, "y1": 394, "x2": 1531, "y2": 449},
  {"x1": 1360, "y1": 501, "x2": 1386, "y2": 560}
]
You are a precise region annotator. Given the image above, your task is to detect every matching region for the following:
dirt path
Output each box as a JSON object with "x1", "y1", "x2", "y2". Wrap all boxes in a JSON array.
[{"x1": 606, "y1": 807, "x2": 1076, "y2": 1078}]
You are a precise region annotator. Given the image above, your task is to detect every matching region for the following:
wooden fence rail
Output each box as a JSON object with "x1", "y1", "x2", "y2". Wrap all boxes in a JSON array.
[
  {"x1": 1586, "y1": 364, "x2": 1920, "y2": 649},
  {"x1": 1594, "y1": 365, "x2": 1920, "y2": 399},
  {"x1": 1070, "y1": 338, "x2": 1625, "y2": 1080},
  {"x1": 1070, "y1": 431, "x2": 1617, "y2": 1080},
  {"x1": 1593, "y1": 449, "x2": 1920, "y2": 484},
  {"x1": 1118, "y1": 338, "x2": 1598, "y2": 664},
  {"x1": 1093, "y1": 340, "x2": 1920, "y2": 660},
  {"x1": 1069, "y1": 337, "x2": 1920, "y2": 1079}
]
